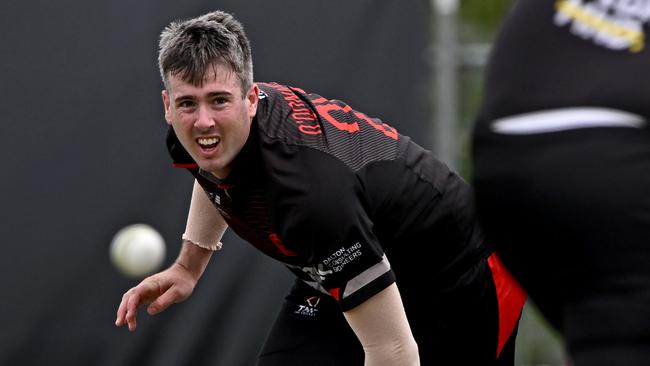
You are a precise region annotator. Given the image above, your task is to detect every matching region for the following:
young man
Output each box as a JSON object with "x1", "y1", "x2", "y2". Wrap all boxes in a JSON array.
[
  {"x1": 115, "y1": 10, "x2": 525, "y2": 365},
  {"x1": 472, "y1": 1, "x2": 650, "y2": 365}
]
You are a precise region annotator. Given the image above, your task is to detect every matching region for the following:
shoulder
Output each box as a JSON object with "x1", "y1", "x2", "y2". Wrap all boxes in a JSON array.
[
  {"x1": 259, "y1": 140, "x2": 361, "y2": 222},
  {"x1": 254, "y1": 82, "x2": 323, "y2": 144}
]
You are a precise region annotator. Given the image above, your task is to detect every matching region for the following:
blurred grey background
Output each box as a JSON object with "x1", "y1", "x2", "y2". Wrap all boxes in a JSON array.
[{"x1": 0, "y1": 1, "x2": 564, "y2": 365}]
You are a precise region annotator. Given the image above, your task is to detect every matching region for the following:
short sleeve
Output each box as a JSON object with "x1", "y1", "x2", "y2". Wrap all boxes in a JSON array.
[{"x1": 265, "y1": 143, "x2": 396, "y2": 311}]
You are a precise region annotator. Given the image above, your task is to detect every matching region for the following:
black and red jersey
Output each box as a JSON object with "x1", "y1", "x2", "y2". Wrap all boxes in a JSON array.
[{"x1": 168, "y1": 82, "x2": 487, "y2": 310}]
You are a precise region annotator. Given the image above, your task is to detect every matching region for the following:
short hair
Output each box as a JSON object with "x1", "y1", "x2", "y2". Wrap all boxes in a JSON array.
[{"x1": 158, "y1": 11, "x2": 253, "y2": 97}]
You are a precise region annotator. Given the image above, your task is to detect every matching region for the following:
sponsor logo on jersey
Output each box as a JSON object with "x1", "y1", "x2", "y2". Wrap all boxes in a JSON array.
[
  {"x1": 554, "y1": 0, "x2": 650, "y2": 52},
  {"x1": 321, "y1": 242, "x2": 363, "y2": 273},
  {"x1": 294, "y1": 296, "x2": 321, "y2": 317},
  {"x1": 286, "y1": 242, "x2": 364, "y2": 285}
]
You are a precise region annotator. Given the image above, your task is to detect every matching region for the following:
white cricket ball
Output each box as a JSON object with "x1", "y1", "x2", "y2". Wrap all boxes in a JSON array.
[{"x1": 110, "y1": 223, "x2": 166, "y2": 278}]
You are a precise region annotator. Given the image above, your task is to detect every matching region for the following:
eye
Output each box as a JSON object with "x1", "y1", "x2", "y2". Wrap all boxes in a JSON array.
[
  {"x1": 178, "y1": 100, "x2": 195, "y2": 109},
  {"x1": 213, "y1": 97, "x2": 228, "y2": 106}
]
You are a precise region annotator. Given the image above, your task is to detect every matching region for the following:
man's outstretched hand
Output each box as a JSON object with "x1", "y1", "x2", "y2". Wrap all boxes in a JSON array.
[{"x1": 115, "y1": 262, "x2": 197, "y2": 331}]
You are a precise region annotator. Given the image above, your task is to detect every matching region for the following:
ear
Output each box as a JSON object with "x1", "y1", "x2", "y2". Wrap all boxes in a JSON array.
[
  {"x1": 162, "y1": 90, "x2": 173, "y2": 125},
  {"x1": 247, "y1": 83, "x2": 260, "y2": 118}
]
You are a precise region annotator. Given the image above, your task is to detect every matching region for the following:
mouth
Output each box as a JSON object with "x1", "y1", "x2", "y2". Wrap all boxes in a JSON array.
[{"x1": 197, "y1": 136, "x2": 221, "y2": 150}]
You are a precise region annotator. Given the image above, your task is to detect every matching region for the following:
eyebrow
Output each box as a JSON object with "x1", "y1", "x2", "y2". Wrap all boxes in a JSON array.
[{"x1": 174, "y1": 91, "x2": 233, "y2": 103}]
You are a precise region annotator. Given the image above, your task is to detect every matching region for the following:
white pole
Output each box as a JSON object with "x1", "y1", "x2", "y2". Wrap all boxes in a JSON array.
[{"x1": 431, "y1": 0, "x2": 459, "y2": 170}]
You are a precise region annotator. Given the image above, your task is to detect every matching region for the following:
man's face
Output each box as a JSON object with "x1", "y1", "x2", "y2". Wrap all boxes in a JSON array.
[{"x1": 162, "y1": 67, "x2": 258, "y2": 179}]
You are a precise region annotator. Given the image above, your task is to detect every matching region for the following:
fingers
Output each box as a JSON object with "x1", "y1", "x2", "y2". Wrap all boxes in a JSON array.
[
  {"x1": 115, "y1": 280, "x2": 159, "y2": 331},
  {"x1": 115, "y1": 289, "x2": 134, "y2": 328},
  {"x1": 147, "y1": 287, "x2": 178, "y2": 315},
  {"x1": 115, "y1": 288, "x2": 142, "y2": 331},
  {"x1": 114, "y1": 272, "x2": 190, "y2": 331},
  {"x1": 125, "y1": 291, "x2": 142, "y2": 331}
]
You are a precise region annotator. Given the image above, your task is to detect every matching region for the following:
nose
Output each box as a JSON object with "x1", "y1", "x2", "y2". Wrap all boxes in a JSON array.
[{"x1": 194, "y1": 105, "x2": 215, "y2": 131}]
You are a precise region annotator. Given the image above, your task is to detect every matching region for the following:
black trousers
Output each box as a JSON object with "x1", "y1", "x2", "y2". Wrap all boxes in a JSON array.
[
  {"x1": 473, "y1": 126, "x2": 650, "y2": 365},
  {"x1": 257, "y1": 255, "x2": 522, "y2": 366}
]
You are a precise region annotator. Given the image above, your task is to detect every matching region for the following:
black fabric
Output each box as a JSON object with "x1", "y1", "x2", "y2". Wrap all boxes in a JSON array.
[
  {"x1": 257, "y1": 280, "x2": 364, "y2": 366},
  {"x1": 472, "y1": 1, "x2": 650, "y2": 364},
  {"x1": 473, "y1": 127, "x2": 650, "y2": 365},
  {"x1": 258, "y1": 260, "x2": 518, "y2": 365}
]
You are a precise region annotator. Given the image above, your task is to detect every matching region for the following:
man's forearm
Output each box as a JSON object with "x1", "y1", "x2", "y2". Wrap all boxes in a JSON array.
[
  {"x1": 174, "y1": 240, "x2": 214, "y2": 281},
  {"x1": 184, "y1": 180, "x2": 228, "y2": 250},
  {"x1": 343, "y1": 283, "x2": 420, "y2": 365}
]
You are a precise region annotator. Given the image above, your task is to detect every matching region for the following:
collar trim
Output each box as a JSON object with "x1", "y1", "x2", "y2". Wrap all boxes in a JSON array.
[{"x1": 173, "y1": 163, "x2": 199, "y2": 169}]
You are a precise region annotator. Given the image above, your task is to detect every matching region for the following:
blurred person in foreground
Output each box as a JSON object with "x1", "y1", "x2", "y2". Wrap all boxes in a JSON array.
[
  {"x1": 115, "y1": 10, "x2": 525, "y2": 365},
  {"x1": 472, "y1": 1, "x2": 650, "y2": 365}
]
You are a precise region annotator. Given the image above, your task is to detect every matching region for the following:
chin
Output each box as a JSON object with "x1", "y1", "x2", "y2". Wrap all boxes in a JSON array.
[
  {"x1": 197, "y1": 161, "x2": 217, "y2": 172},
  {"x1": 190, "y1": 154, "x2": 215, "y2": 170}
]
